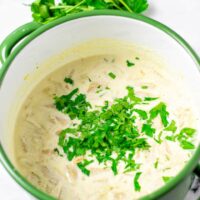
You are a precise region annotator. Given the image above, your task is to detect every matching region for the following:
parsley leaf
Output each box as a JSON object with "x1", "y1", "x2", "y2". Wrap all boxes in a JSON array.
[
  {"x1": 149, "y1": 102, "x2": 169, "y2": 127},
  {"x1": 154, "y1": 131, "x2": 163, "y2": 144},
  {"x1": 124, "y1": 159, "x2": 140, "y2": 173},
  {"x1": 165, "y1": 120, "x2": 177, "y2": 133},
  {"x1": 111, "y1": 159, "x2": 118, "y2": 175},
  {"x1": 133, "y1": 109, "x2": 148, "y2": 120},
  {"x1": 144, "y1": 97, "x2": 158, "y2": 101},
  {"x1": 180, "y1": 128, "x2": 196, "y2": 137},
  {"x1": 142, "y1": 124, "x2": 155, "y2": 137},
  {"x1": 54, "y1": 88, "x2": 91, "y2": 119},
  {"x1": 126, "y1": 86, "x2": 142, "y2": 103},
  {"x1": 77, "y1": 159, "x2": 94, "y2": 176},
  {"x1": 134, "y1": 172, "x2": 142, "y2": 191},
  {"x1": 180, "y1": 140, "x2": 195, "y2": 150},
  {"x1": 176, "y1": 128, "x2": 196, "y2": 150},
  {"x1": 154, "y1": 158, "x2": 159, "y2": 169},
  {"x1": 126, "y1": 60, "x2": 135, "y2": 67},
  {"x1": 162, "y1": 176, "x2": 173, "y2": 183},
  {"x1": 64, "y1": 77, "x2": 74, "y2": 85},
  {"x1": 165, "y1": 135, "x2": 175, "y2": 142},
  {"x1": 108, "y1": 72, "x2": 116, "y2": 79},
  {"x1": 124, "y1": 0, "x2": 148, "y2": 13}
]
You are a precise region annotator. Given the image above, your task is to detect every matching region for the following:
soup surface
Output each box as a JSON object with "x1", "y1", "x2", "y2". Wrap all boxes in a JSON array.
[{"x1": 14, "y1": 42, "x2": 199, "y2": 200}]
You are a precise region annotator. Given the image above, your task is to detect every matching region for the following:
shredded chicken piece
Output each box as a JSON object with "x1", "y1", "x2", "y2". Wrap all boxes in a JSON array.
[
  {"x1": 87, "y1": 82, "x2": 100, "y2": 92},
  {"x1": 72, "y1": 156, "x2": 84, "y2": 164},
  {"x1": 66, "y1": 165, "x2": 78, "y2": 183}
]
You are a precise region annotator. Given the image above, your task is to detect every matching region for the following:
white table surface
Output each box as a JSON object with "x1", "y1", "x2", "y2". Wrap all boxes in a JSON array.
[{"x1": 0, "y1": 0, "x2": 200, "y2": 199}]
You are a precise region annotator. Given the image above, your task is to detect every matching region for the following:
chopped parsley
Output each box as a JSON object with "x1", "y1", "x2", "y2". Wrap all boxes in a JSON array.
[
  {"x1": 111, "y1": 159, "x2": 118, "y2": 175},
  {"x1": 54, "y1": 87, "x2": 151, "y2": 177},
  {"x1": 53, "y1": 78, "x2": 196, "y2": 189},
  {"x1": 77, "y1": 159, "x2": 94, "y2": 176},
  {"x1": 133, "y1": 109, "x2": 148, "y2": 120},
  {"x1": 126, "y1": 60, "x2": 135, "y2": 67},
  {"x1": 54, "y1": 88, "x2": 91, "y2": 120},
  {"x1": 180, "y1": 140, "x2": 195, "y2": 149},
  {"x1": 64, "y1": 77, "x2": 74, "y2": 85},
  {"x1": 162, "y1": 176, "x2": 173, "y2": 183},
  {"x1": 124, "y1": 159, "x2": 140, "y2": 173},
  {"x1": 154, "y1": 131, "x2": 163, "y2": 144},
  {"x1": 176, "y1": 128, "x2": 196, "y2": 149},
  {"x1": 154, "y1": 159, "x2": 159, "y2": 169},
  {"x1": 126, "y1": 86, "x2": 142, "y2": 103},
  {"x1": 149, "y1": 102, "x2": 169, "y2": 127},
  {"x1": 165, "y1": 120, "x2": 177, "y2": 133},
  {"x1": 134, "y1": 172, "x2": 142, "y2": 191},
  {"x1": 165, "y1": 135, "x2": 175, "y2": 142},
  {"x1": 135, "y1": 57, "x2": 140, "y2": 60},
  {"x1": 142, "y1": 124, "x2": 156, "y2": 137},
  {"x1": 144, "y1": 97, "x2": 158, "y2": 101},
  {"x1": 141, "y1": 85, "x2": 148, "y2": 89},
  {"x1": 108, "y1": 72, "x2": 116, "y2": 79},
  {"x1": 180, "y1": 128, "x2": 196, "y2": 137}
]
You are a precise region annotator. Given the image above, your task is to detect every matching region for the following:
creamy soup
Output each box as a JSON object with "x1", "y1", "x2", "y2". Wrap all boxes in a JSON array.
[{"x1": 14, "y1": 41, "x2": 199, "y2": 200}]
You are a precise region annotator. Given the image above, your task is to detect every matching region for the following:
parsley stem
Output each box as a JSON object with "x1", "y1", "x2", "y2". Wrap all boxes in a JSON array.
[
  {"x1": 65, "y1": 0, "x2": 86, "y2": 14},
  {"x1": 50, "y1": 5, "x2": 73, "y2": 10},
  {"x1": 118, "y1": 0, "x2": 133, "y2": 13},
  {"x1": 109, "y1": 0, "x2": 123, "y2": 10}
]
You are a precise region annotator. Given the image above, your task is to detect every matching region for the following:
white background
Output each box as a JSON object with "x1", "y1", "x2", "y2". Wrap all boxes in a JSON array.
[{"x1": 0, "y1": 0, "x2": 200, "y2": 199}]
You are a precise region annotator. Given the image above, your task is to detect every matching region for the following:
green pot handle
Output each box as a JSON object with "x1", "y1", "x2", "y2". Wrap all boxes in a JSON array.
[{"x1": 0, "y1": 21, "x2": 42, "y2": 64}]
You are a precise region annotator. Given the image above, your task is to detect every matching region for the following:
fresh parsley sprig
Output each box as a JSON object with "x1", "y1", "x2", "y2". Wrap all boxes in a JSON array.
[{"x1": 30, "y1": 0, "x2": 149, "y2": 23}]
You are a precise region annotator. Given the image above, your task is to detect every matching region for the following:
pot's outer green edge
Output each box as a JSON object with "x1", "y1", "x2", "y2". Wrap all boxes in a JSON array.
[
  {"x1": 0, "y1": 146, "x2": 56, "y2": 200},
  {"x1": 0, "y1": 10, "x2": 200, "y2": 200}
]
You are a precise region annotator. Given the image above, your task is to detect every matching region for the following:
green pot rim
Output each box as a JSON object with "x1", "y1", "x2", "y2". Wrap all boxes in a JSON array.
[{"x1": 0, "y1": 10, "x2": 200, "y2": 200}]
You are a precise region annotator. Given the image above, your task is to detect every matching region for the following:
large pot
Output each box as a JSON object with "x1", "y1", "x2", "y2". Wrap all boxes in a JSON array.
[{"x1": 0, "y1": 11, "x2": 200, "y2": 200}]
